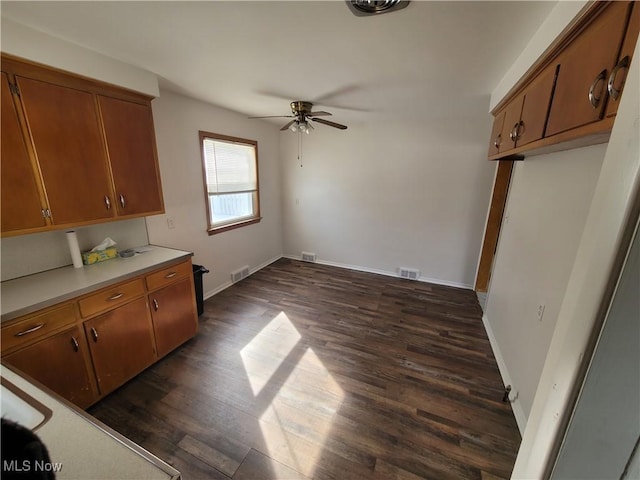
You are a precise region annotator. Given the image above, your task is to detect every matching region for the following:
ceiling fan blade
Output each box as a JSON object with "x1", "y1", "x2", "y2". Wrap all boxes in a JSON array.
[
  {"x1": 280, "y1": 120, "x2": 296, "y2": 131},
  {"x1": 311, "y1": 118, "x2": 348, "y2": 130},
  {"x1": 249, "y1": 115, "x2": 294, "y2": 119},
  {"x1": 308, "y1": 111, "x2": 332, "y2": 117}
]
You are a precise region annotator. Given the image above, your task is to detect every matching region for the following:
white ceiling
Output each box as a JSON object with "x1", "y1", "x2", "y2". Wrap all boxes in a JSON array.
[{"x1": 1, "y1": 1, "x2": 556, "y2": 127}]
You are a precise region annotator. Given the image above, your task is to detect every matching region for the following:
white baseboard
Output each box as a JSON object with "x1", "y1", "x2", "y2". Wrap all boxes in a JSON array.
[
  {"x1": 482, "y1": 313, "x2": 527, "y2": 434},
  {"x1": 283, "y1": 255, "x2": 473, "y2": 290},
  {"x1": 202, "y1": 254, "x2": 283, "y2": 300}
]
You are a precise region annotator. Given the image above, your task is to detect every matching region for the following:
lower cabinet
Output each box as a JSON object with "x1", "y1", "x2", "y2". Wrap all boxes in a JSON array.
[
  {"x1": 5, "y1": 325, "x2": 98, "y2": 408},
  {"x1": 150, "y1": 277, "x2": 198, "y2": 358},
  {"x1": 84, "y1": 297, "x2": 157, "y2": 395},
  {"x1": 1, "y1": 257, "x2": 198, "y2": 409}
]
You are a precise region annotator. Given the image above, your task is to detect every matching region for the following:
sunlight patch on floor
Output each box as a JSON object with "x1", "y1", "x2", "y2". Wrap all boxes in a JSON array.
[
  {"x1": 240, "y1": 311, "x2": 344, "y2": 476},
  {"x1": 258, "y1": 348, "x2": 344, "y2": 476},
  {"x1": 240, "y1": 311, "x2": 301, "y2": 396}
]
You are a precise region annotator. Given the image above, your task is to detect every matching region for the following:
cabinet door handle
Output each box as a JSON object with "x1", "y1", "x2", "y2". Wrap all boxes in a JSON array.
[
  {"x1": 71, "y1": 336, "x2": 79, "y2": 352},
  {"x1": 588, "y1": 69, "x2": 607, "y2": 109},
  {"x1": 119, "y1": 194, "x2": 126, "y2": 209},
  {"x1": 15, "y1": 323, "x2": 45, "y2": 337},
  {"x1": 509, "y1": 123, "x2": 519, "y2": 141},
  {"x1": 164, "y1": 272, "x2": 177, "y2": 279},
  {"x1": 107, "y1": 292, "x2": 124, "y2": 301},
  {"x1": 104, "y1": 196, "x2": 111, "y2": 210},
  {"x1": 153, "y1": 299, "x2": 159, "y2": 311},
  {"x1": 90, "y1": 327, "x2": 99, "y2": 342},
  {"x1": 515, "y1": 120, "x2": 524, "y2": 140},
  {"x1": 493, "y1": 133, "x2": 502, "y2": 149},
  {"x1": 607, "y1": 55, "x2": 630, "y2": 101}
]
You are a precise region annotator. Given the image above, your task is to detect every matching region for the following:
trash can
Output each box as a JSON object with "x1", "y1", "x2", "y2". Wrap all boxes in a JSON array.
[{"x1": 192, "y1": 264, "x2": 209, "y2": 316}]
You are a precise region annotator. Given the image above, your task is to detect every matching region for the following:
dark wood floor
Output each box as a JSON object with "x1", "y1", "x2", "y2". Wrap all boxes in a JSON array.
[{"x1": 89, "y1": 258, "x2": 521, "y2": 480}]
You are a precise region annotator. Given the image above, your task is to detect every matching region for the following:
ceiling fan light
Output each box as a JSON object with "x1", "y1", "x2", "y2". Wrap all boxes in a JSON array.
[{"x1": 289, "y1": 122, "x2": 298, "y2": 132}]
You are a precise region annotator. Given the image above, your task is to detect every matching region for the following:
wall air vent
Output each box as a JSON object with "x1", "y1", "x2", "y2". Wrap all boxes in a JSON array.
[
  {"x1": 346, "y1": 0, "x2": 409, "y2": 16},
  {"x1": 231, "y1": 265, "x2": 250, "y2": 284},
  {"x1": 399, "y1": 267, "x2": 420, "y2": 280},
  {"x1": 301, "y1": 252, "x2": 317, "y2": 263}
]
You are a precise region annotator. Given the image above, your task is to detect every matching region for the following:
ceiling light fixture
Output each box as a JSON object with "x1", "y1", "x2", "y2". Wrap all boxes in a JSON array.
[
  {"x1": 290, "y1": 120, "x2": 312, "y2": 135},
  {"x1": 346, "y1": 0, "x2": 409, "y2": 16}
]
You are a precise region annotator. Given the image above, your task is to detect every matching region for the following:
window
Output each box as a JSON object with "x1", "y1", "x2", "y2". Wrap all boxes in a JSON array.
[{"x1": 199, "y1": 131, "x2": 260, "y2": 234}]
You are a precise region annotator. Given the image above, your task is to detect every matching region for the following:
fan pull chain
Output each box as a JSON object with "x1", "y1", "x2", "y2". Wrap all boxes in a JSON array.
[{"x1": 298, "y1": 131, "x2": 303, "y2": 167}]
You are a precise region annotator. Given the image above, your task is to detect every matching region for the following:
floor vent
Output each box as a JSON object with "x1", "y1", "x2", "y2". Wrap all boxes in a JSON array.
[
  {"x1": 230, "y1": 265, "x2": 250, "y2": 284},
  {"x1": 301, "y1": 252, "x2": 317, "y2": 262},
  {"x1": 399, "y1": 267, "x2": 420, "y2": 280}
]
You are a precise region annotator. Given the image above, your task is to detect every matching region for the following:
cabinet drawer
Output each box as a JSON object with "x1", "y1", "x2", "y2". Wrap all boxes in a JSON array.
[
  {"x1": 79, "y1": 279, "x2": 145, "y2": 318},
  {"x1": 146, "y1": 260, "x2": 192, "y2": 291},
  {"x1": 1, "y1": 303, "x2": 77, "y2": 354}
]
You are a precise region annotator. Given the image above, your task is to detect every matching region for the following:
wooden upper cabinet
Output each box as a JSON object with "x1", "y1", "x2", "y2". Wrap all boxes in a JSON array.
[
  {"x1": 98, "y1": 96, "x2": 164, "y2": 216},
  {"x1": 605, "y1": 2, "x2": 640, "y2": 118},
  {"x1": 546, "y1": 2, "x2": 630, "y2": 136},
  {"x1": 487, "y1": 111, "x2": 506, "y2": 157},
  {"x1": 487, "y1": 65, "x2": 555, "y2": 156},
  {"x1": 1, "y1": 72, "x2": 48, "y2": 234},
  {"x1": 16, "y1": 76, "x2": 116, "y2": 225},
  {"x1": 517, "y1": 64, "x2": 557, "y2": 147},
  {"x1": 500, "y1": 95, "x2": 524, "y2": 152}
]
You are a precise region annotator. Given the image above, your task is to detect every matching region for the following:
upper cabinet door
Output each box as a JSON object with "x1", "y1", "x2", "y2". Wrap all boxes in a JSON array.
[
  {"x1": 1, "y1": 73, "x2": 48, "y2": 234},
  {"x1": 98, "y1": 96, "x2": 164, "y2": 217},
  {"x1": 16, "y1": 76, "x2": 116, "y2": 225},
  {"x1": 605, "y1": 2, "x2": 640, "y2": 118},
  {"x1": 516, "y1": 64, "x2": 558, "y2": 148},
  {"x1": 546, "y1": 2, "x2": 630, "y2": 136},
  {"x1": 487, "y1": 111, "x2": 506, "y2": 157}
]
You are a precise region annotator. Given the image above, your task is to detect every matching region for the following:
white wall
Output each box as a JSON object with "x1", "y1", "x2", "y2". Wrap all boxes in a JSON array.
[
  {"x1": 483, "y1": 145, "x2": 605, "y2": 429},
  {"x1": 512, "y1": 37, "x2": 640, "y2": 479},
  {"x1": 0, "y1": 18, "x2": 158, "y2": 96},
  {"x1": 145, "y1": 90, "x2": 283, "y2": 298},
  {"x1": 0, "y1": 219, "x2": 148, "y2": 281},
  {"x1": 490, "y1": 1, "x2": 588, "y2": 111},
  {"x1": 281, "y1": 115, "x2": 496, "y2": 288}
]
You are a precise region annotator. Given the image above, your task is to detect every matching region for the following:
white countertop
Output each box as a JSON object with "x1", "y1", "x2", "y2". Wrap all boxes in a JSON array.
[
  {"x1": 1, "y1": 245, "x2": 192, "y2": 322},
  {"x1": 1, "y1": 365, "x2": 180, "y2": 480}
]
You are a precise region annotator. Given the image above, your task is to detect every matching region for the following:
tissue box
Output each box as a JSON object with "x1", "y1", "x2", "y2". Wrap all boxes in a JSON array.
[{"x1": 82, "y1": 247, "x2": 118, "y2": 265}]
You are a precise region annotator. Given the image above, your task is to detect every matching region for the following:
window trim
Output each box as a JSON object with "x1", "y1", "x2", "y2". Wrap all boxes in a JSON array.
[{"x1": 199, "y1": 131, "x2": 261, "y2": 235}]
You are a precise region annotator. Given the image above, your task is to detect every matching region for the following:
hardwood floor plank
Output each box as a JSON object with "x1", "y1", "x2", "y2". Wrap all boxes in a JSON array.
[{"x1": 89, "y1": 258, "x2": 521, "y2": 479}]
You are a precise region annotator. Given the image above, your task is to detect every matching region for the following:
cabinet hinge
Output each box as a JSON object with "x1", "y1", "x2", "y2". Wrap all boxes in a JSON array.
[
  {"x1": 41, "y1": 209, "x2": 51, "y2": 218},
  {"x1": 9, "y1": 83, "x2": 20, "y2": 96}
]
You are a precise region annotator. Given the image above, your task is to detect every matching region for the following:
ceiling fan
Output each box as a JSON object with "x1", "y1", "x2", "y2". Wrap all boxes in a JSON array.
[{"x1": 249, "y1": 101, "x2": 348, "y2": 133}]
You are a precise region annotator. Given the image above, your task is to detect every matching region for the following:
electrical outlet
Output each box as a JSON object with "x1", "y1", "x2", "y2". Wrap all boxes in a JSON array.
[
  {"x1": 167, "y1": 217, "x2": 176, "y2": 229},
  {"x1": 537, "y1": 304, "x2": 546, "y2": 322}
]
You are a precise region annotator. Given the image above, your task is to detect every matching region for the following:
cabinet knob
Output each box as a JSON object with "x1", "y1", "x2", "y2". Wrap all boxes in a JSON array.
[
  {"x1": 119, "y1": 194, "x2": 126, "y2": 209},
  {"x1": 494, "y1": 133, "x2": 502, "y2": 149},
  {"x1": 104, "y1": 196, "x2": 111, "y2": 210},
  {"x1": 153, "y1": 299, "x2": 159, "y2": 311},
  {"x1": 71, "y1": 336, "x2": 79, "y2": 352},
  {"x1": 90, "y1": 327, "x2": 99, "y2": 342},
  {"x1": 607, "y1": 56, "x2": 630, "y2": 101},
  {"x1": 588, "y1": 69, "x2": 607, "y2": 109}
]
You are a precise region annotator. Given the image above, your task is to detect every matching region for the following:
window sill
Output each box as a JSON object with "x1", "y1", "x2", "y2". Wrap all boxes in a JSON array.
[{"x1": 206, "y1": 217, "x2": 262, "y2": 235}]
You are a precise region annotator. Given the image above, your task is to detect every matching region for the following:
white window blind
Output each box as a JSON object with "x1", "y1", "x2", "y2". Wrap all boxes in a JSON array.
[{"x1": 203, "y1": 139, "x2": 257, "y2": 194}]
